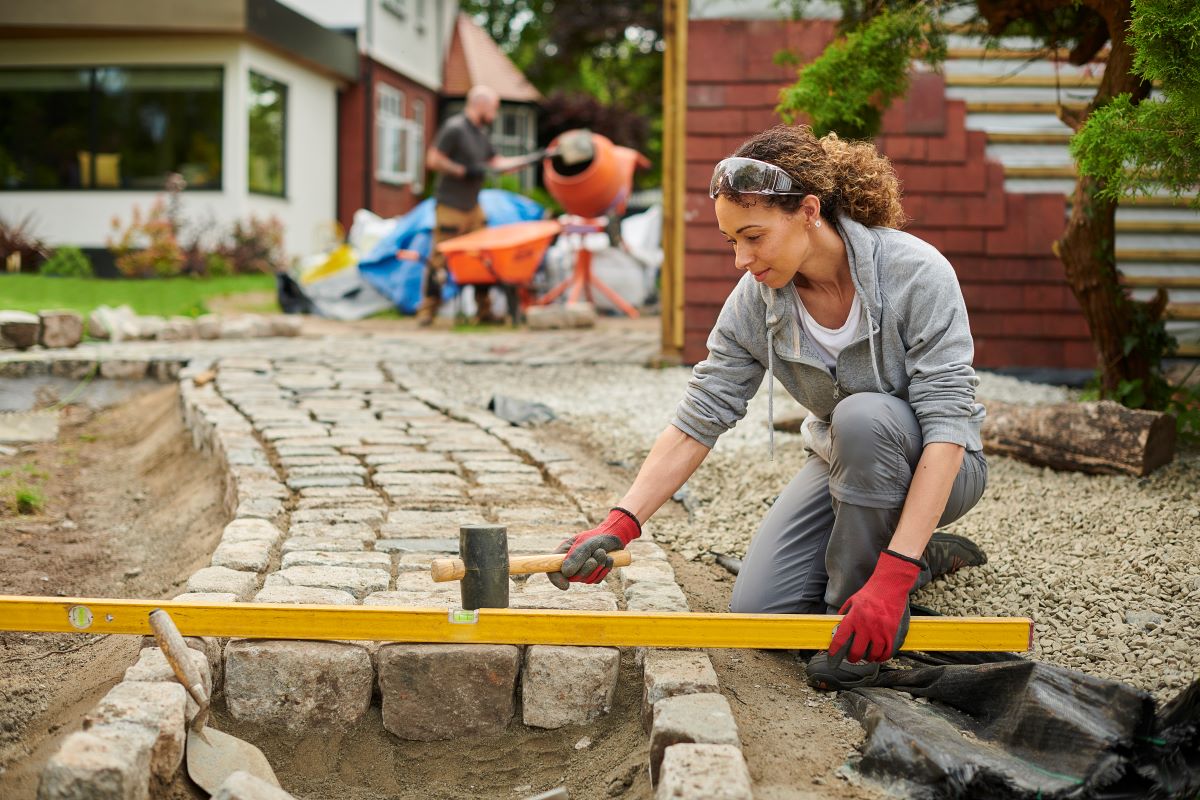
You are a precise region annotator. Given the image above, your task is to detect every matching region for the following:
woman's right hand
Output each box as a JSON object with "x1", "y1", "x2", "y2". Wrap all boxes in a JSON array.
[{"x1": 547, "y1": 508, "x2": 641, "y2": 590}]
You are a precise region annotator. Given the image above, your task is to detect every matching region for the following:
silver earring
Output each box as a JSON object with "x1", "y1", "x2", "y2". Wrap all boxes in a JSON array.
[{"x1": 814, "y1": 220, "x2": 822, "y2": 228}]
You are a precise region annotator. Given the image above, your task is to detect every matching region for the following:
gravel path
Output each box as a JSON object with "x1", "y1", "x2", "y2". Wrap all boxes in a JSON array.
[{"x1": 409, "y1": 361, "x2": 1199, "y2": 703}]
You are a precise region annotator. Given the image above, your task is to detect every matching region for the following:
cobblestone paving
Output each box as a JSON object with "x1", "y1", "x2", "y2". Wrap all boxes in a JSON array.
[{"x1": 22, "y1": 327, "x2": 751, "y2": 796}]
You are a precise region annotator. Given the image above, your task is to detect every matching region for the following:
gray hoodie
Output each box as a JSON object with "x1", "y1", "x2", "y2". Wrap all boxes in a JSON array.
[{"x1": 670, "y1": 214, "x2": 985, "y2": 458}]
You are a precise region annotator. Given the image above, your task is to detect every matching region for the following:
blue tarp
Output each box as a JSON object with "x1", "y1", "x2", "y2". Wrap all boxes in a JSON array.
[{"x1": 356, "y1": 189, "x2": 546, "y2": 314}]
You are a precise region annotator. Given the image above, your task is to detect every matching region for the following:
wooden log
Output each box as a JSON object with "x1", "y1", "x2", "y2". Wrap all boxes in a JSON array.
[{"x1": 982, "y1": 399, "x2": 1176, "y2": 477}]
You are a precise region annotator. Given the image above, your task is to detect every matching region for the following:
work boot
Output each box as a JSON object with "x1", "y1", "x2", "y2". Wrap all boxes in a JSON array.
[
  {"x1": 415, "y1": 297, "x2": 439, "y2": 328},
  {"x1": 924, "y1": 532, "x2": 987, "y2": 579},
  {"x1": 805, "y1": 650, "x2": 880, "y2": 691},
  {"x1": 473, "y1": 289, "x2": 505, "y2": 325}
]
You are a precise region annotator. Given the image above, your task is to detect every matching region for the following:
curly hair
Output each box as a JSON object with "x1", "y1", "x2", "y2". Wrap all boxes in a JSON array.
[{"x1": 716, "y1": 125, "x2": 907, "y2": 229}]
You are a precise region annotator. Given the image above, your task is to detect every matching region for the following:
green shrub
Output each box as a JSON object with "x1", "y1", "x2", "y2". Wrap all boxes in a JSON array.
[
  {"x1": 204, "y1": 252, "x2": 233, "y2": 278},
  {"x1": 14, "y1": 485, "x2": 43, "y2": 515},
  {"x1": 40, "y1": 245, "x2": 94, "y2": 278}
]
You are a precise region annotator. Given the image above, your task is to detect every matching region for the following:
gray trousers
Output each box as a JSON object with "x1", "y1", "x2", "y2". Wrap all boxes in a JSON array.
[{"x1": 730, "y1": 392, "x2": 988, "y2": 618}]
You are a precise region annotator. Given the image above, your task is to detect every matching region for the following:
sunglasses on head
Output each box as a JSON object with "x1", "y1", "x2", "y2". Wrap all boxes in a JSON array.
[{"x1": 709, "y1": 157, "x2": 806, "y2": 199}]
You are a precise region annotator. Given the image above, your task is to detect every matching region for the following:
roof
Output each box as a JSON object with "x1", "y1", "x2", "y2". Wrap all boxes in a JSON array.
[{"x1": 443, "y1": 13, "x2": 542, "y2": 103}]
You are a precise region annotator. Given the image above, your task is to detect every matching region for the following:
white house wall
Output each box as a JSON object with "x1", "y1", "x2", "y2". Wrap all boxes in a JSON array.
[
  {"x1": 365, "y1": 0, "x2": 456, "y2": 91},
  {"x1": 241, "y1": 40, "x2": 339, "y2": 257},
  {"x1": 0, "y1": 35, "x2": 339, "y2": 260}
]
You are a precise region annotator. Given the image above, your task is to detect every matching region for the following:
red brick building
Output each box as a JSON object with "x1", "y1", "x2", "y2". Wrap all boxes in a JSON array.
[{"x1": 683, "y1": 17, "x2": 1095, "y2": 370}]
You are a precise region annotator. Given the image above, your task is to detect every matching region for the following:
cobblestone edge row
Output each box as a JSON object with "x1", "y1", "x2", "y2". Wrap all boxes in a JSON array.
[{"x1": 28, "y1": 354, "x2": 753, "y2": 799}]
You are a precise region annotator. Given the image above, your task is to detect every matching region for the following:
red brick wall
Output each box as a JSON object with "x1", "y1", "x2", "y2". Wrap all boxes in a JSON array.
[
  {"x1": 337, "y1": 56, "x2": 438, "y2": 233},
  {"x1": 684, "y1": 18, "x2": 1095, "y2": 370}
]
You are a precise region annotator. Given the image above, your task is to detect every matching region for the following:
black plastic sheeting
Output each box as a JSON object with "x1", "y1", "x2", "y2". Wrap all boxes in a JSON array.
[{"x1": 841, "y1": 660, "x2": 1200, "y2": 799}]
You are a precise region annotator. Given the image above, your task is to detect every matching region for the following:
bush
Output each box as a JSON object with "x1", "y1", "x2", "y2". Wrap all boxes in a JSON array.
[
  {"x1": 220, "y1": 215, "x2": 285, "y2": 274},
  {"x1": 204, "y1": 252, "x2": 233, "y2": 278},
  {"x1": 39, "y1": 246, "x2": 94, "y2": 278},
  {"x1": 107, "y1": 198, "x2": 185, "y2": 278}
]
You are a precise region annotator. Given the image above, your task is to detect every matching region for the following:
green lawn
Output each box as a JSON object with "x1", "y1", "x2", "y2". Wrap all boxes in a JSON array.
[{"x1": 0, "y1": 274, "x2": 277, "y2": 318}]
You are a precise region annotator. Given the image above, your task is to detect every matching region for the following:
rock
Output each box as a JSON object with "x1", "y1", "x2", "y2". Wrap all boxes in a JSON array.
[
  {"x1": 38, "y1": 310, "x2": 84, "y2": 348},
  {"x1": 625, "y1": 582, "x2": 690, "y2": 613},
  {"x1": 0, "y1": 310, "x2": 40, "y2": 350},
  {"x1": 131, "y1": 316, "x2": 167, "y2": 340},
  {"x1": 85, "y1": 681, "x2": 187, "y2": 780},
  {"x1": 1125, "y1": 610, "x2": 1163, "y2": 630},
  {"x1": 186, "y1": 567, "x2": 258, "y2": 599},
  {"x1": 290, "y1": 507, "x2": 385, "y2": 527},
  {"x1": 377, "y1": 644, "x2": 521, "y2": 740},
  {"x1": 522, "y1": 646, "x2": 620, "y2": 729},
  {"x1": 252, "y1": 586, "x2": 357, "y2": 605},
  {"x1": 649, "y1": 694, "x2": 741, "y2": 783},
  {"x1": 565, "y1": 302, "x2": 597, "y2": 328},
  {"x1": 280, "y1": 537, "x2": 368, "y2": 553},
  {"x1": 212, "y1": 770, "x2": 297, "y2": 799},
  {"x1": 280, "y1": 550, "x2": 391, "y2": 571},
  {"x1": 618, "y1": 560, "x2": 677, "y2": 592},
  {"x1": 86, "y1": 305, "x2": 136, "y2": 341},
  {"x1": 211, "y1": 540, "x2": 273, "y2": 573},
  {"x1": 37, "y1": 726, "x2": 155, "y2": 800},
  {"x1": 654, "y1": 744, "x2": 752, "y2": 798},
  {"x1": 235, "y1": 497, "x2": 286, "y2": 521},
  {"x1": 264, "y1": 565, "x2": 388, "y2": 600},
  {"x1": 155, "y1": 316, "x2": 196, "y2": 341},
  {"x1": 525, "y1": 305, "x2": 568, "y2": 330},
  {"x1": 221, "y1": 519, "x2": 284, "y2": 545},
  {"x1": 642, "y1": 650, "x2": 720, "y2": 732},
  {"x1": 224, "y1": 640, "x2": 373, "y2": 729},
  {"x1": 99, "y1": 360, "x2": 149, "y2": 380},
  {"x1": 269, "y1": 316, "x2": 303, "y2": 337},
  {"x1": 195, "y1": 314, "x2": 222, "y2": 339},
  {"x1": 124, "y1": 647, "x2": 213, "y2": 698}
]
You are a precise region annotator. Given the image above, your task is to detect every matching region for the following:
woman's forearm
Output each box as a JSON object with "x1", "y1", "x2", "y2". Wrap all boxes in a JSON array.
[
  {"x1": 617, "y1": 426, "x2": 711, "y2": 524},
  {"x1": 888, "y1": 442, "x2": 965, "y2": 560}
]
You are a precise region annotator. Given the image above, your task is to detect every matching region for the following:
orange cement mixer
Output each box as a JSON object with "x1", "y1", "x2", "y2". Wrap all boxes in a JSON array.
[{"x1": 542, "y1": 131, "x2": 650, "y2": 218}]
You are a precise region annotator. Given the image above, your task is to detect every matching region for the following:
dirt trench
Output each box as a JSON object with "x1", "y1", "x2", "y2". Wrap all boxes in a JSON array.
[{"x1": 0, "y1": 384, "x2": 228, "y2": 798}]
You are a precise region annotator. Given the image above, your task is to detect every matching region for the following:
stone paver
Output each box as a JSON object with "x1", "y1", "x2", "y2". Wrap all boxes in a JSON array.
[
  {"x1": 649, "y1": 694, "x2": 741, "y2": 783},
  {"x1": 224, "y1": 640, "x2": 373, "y2": 729},
  {"x1": 212, "y1": 770, "x2": 298, "y2": 800},
  {"x1": 655, "y1": 744, "x2": 753, "y2": 799},
  {"x1": 264, "y1": 566, "x2": 388, "y2": 600},
  {"x1": 642, "y1": 650, "x2": 720, "y2": 731},
  {"x1": 377, "y1": 644, "x2": 521, "y2": 740},
  {"x1": 37, "y1": 726, "x2": 156, "y2": 800},
  {"x1": 85, "y1": 681, "x2": 187, "y2": 781},
  {"x1": 522, "y1": 646, "x2": 621, "y2": 729}
]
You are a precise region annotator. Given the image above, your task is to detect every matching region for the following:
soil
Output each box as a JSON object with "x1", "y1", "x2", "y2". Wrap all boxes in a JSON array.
[
  {"x1": 214, "y1": 652, "x2": 652, "y2": 800},
  {"x1": 0, "y1": 385, "x2": 228, "y2": 799}
]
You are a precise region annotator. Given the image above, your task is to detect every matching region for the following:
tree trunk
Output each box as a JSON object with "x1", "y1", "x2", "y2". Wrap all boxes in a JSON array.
[
  {"x1": 1056, "y1": 0, "x2": 1161, "y2": 393},
  {"x1": 976, "y1": 0, "x2": 1162, "y2": 394},
  {"x1": 982, "y1": 400, "x2": 1176, "y2": 476}
]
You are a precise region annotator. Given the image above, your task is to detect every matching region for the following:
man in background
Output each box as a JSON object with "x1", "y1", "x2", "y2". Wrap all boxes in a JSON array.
[{"x1": 420, "y1": 85, "x2": 533, "y2": 326}]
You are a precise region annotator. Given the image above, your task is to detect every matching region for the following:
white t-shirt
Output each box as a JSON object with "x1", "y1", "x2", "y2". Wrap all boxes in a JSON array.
[{"x1": 792, "y1": 285, "x2": 862, "y2": 373}]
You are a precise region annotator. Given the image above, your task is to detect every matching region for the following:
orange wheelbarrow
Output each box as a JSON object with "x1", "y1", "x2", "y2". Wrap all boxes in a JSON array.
[{"x1": 435, "y1": 220, "x2": 562, "y2": 325}]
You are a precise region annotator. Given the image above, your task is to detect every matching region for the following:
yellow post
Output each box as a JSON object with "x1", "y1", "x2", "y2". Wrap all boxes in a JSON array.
[{"x1": 660, "y1": 0, "x2": 689, "y2": 361}]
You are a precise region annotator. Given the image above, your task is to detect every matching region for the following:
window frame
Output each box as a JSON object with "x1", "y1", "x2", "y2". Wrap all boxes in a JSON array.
[
  {"x1": 0, "y1": 64, "x2": 225, "y2": 193},
  {"x1": 375, "y1": 83, "x2": 423, "y2": 189},
  {"x1": 247, "y1": 69, "x2": 288, "y2": 199}
]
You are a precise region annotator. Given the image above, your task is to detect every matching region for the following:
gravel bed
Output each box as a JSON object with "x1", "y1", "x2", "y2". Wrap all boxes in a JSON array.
[{"x1": 409, "y1": 362, "x2": 1198, "y2": 702}]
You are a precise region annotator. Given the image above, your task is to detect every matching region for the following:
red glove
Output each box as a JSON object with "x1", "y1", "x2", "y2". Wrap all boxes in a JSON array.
[
  {"x1": 829, "y1": 549, "x2": 923, "y2": 664},
  {"x1": 547, "y1": 508, "x2": 641, "y2": 590}
]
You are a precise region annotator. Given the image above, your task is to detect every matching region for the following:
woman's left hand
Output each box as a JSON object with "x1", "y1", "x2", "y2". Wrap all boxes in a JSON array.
[{"x1": 829, "y1": 549, "x2": 924, "y2": 664}]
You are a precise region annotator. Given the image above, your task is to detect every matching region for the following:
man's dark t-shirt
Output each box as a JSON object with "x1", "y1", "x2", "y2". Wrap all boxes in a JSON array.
[{"x1": 433, "y1": 113, "x2": 496, "y2": 211}]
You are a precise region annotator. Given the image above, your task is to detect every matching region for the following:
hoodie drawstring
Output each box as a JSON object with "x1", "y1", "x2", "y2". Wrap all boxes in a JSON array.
[{"x1": 767, "y1": 326, "x2": 775, "y2": 461}]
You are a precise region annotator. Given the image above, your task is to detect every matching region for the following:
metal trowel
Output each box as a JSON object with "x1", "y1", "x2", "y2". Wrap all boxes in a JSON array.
[
  {"x1": 148, "y1": 609, "x2": 280, "y2": 795},
  {"x1": 505, "y1": 128, "x2": 595, "y2": 170}
]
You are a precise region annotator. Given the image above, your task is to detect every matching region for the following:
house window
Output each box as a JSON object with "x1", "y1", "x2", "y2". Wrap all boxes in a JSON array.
[
  {"x1": 0, "y1": 66, "x2": 222, "y2": 190},
  {"x1": 376, "y1": 85, "x2": 423, "y2": 188},
  {"x1": 492, "y1": 105, "x2": 537, "y2": 190},
  {"x1": 248, "y1": 71, "x2": 286, "y2": 197},
  {"x1": 411, "y1": 98, "x2": 426, "y2": 191}
]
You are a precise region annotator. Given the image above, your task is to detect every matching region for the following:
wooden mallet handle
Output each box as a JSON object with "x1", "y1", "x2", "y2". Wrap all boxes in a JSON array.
[{"x1": 431, "y1": 550, "x2": 633, "y2": 583}]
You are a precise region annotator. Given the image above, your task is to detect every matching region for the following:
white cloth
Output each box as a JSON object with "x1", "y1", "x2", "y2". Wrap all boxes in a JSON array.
[{"x1": 792, "y1": 285, "x2": 862, "y2": 372}]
